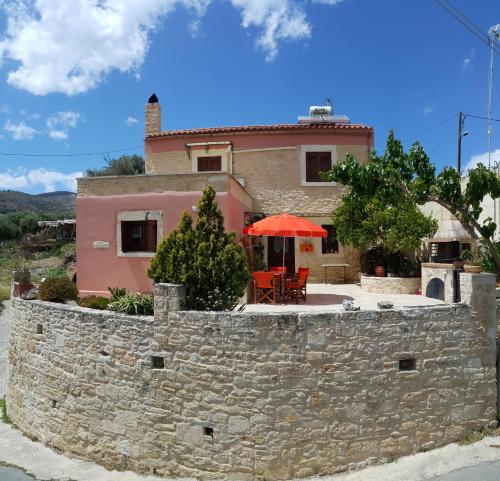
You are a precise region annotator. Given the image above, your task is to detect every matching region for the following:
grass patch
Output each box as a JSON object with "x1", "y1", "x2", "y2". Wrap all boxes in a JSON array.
[
  {"x1": 0, "y1": 398, "x2": 11, "y2": 424},
  {"x1": 459, "y1": 425, "x2": 500, "y2": 445}
]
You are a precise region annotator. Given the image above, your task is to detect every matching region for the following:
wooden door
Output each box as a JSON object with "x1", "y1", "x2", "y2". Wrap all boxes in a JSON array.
[{"x1": 268, "y1": 237, "x2": 295, "y2": 273}]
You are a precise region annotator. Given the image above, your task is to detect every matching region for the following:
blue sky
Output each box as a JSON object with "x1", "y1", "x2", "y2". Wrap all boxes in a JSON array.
[{"x1": 0, "y1": 0, "x2": 498, "y2": 194}]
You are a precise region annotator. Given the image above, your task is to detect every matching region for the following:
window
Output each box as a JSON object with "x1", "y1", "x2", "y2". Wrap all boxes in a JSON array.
[
  {"x1": 121, "y1": 220, "x2": 157, "y2": 253},
  {"x1": 322, "y1": 225, "x2": 339, "y2": 254},
  {"x1": 306, "y1": 152, "x2": 332, "y2": 182},
  {"x1": 197, "y1": 156, "x2": 222, "y2": 172}
]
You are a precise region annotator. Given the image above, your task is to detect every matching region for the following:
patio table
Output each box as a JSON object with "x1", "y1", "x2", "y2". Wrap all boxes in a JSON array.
[{"x1": 322, "y1": 263, "x2": 351, "y2": 284}]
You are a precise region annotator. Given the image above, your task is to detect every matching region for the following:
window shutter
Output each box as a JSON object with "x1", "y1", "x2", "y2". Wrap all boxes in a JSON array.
[
  {"x1": 121, "y1": 221, "x2": 132, "y2": 252},
  {"x1": 198, "y1": 156, "x2": 222, "y2": 172},
  {"x1": 306, "y1": 152, "x2": 332, "y2": 182},
  {"x1": 145, "y1": 220, "x2": 157, "y2": 252}
]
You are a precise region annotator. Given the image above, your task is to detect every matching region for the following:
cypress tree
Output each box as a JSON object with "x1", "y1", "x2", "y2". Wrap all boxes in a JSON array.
[{"x1": 148, "y1": 186, "x2": 250, "y2": 310}]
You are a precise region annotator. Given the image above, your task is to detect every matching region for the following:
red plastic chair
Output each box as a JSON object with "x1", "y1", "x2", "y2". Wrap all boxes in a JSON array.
[
  {"x1": 252, "y1": 272, "x2": 278, "y2": 304},
  {"x1": 285, "y1": 269, "x2": 309, "y2": 303}
]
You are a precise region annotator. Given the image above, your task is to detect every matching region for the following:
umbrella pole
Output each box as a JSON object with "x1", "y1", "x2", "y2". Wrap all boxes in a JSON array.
[{"x1": 282, "y1": 236, "x2": 285, "y2": 270}]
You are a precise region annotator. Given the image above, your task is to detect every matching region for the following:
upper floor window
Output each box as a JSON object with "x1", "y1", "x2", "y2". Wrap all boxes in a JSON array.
[
  {"x1": 306, "y1": 152, "x2": 332, "y2": 182},
  {"x1": 121, "y1": 220, "x2": 157, "y2": 253},
  {"x1": 321, "y1": 225, "x2": 339, "y2": 254},
  {"x1": 197, "y1": 156, "x2": 222, "y2": 172}
]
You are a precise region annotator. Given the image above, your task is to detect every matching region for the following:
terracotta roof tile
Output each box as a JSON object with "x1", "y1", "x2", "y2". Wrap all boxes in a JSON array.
[{"x1": 147, "y1": 122, "x2": 373, "y2": 138}]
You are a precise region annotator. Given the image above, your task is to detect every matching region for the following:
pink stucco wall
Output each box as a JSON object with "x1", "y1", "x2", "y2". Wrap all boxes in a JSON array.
[
  {"x1": 146, "y1": 130, "x2": 374, "y2": 155},
  {"x1": 76, "y1": 191, "x2": 247, "y2": 297}
]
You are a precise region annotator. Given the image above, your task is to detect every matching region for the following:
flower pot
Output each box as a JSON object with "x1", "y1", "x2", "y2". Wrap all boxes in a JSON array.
[
  {"x1": 464, "y1": 264, "x2": 482, "y2": 273},
  {"x1": 14, "y1": 282, "x2": 35, "y2": 297},
  {"x1": 374, "y1": 265, "x2": 385, "y2": 277}
]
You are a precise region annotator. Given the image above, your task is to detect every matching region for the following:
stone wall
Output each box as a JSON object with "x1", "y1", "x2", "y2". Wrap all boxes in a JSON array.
[
  {"x1": 360, "y1": 275, "x2": 421, "y2": 294},
  {"x1": 6, "y1": 277, "x2": 497, "y2": 480}
]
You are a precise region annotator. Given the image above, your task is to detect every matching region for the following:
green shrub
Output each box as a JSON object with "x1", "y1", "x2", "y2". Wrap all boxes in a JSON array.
[
  {"x1": 109, "y1": 292, "x2": 153, "y2": 315},
  {"x1": 0, "y1": 398, "x2": 11, "y2": 424},
  {"x1": 148, "y1": 186, "x2": 250, "y2": 311},
  {"x1": 79, "y1": 295, "x2": 110, "y2": 310},
  {"x1": 13, "y1": 267, "x2": 31, "y2": 284},
  {"x1": 0, "y1": 216, "x2": 20, "y2": 240},
  {"x1": 108, "y1": 286, "x2": 127, "y2": 301},
  {"x1": 38, "y1": 277, "x2": 78, "y2": 303}
]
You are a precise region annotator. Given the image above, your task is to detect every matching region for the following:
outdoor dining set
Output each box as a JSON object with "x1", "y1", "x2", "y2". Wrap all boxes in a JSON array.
[
  {"x1": 252, "y1": 267, "x2": 309, "y2": 304},
  {"x1": 243, "y1": 212, "x2": 327, "y2": 305}
]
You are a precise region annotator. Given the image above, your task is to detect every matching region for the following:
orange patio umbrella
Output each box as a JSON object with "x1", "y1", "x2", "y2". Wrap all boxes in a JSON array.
[{"x1": 243, "y1": 213, "x2": 327, "y2": 269}]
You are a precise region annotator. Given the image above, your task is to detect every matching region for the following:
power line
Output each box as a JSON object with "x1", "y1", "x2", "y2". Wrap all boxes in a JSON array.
[
  {"x1": 433, "y1": 0, "x2": 500, "y2": 55},
  {"x1": 0, "y1": 144, "x2": 142, "y2": 158},
  {"x1": 403, "y1": 113, "x2": 457, "y2": 142},
  {"x1": 464, "y1": 113, "x2": 500, "y2": 122}
]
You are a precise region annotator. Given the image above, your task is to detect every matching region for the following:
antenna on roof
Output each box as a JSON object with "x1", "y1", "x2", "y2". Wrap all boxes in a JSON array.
[{"x1": 326, "y1": 98, "x2": 334, "y2": 117}]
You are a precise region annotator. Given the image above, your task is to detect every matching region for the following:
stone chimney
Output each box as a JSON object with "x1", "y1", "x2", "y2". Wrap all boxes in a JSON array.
[{"x1": 145, "y1": 93, "x2": 161, "y2": 137}]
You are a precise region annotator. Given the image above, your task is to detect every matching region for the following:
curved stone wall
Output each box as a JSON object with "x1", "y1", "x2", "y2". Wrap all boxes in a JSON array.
[
  {"x1": 360, "y1": 275, "x2": 421, "y2": 294},
  {"x1": 6, "y1": 279, "x2": 497, "y2": 480}
]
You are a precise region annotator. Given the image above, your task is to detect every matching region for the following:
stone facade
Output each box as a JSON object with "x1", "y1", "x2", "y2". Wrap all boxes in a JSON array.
[
  {"x1": 421, "y1": 263, "x2": 457, "y2": 303},
  {"x1": 6, "y1": 275, "x2": 497, "y2": 480},
  {"x1": 360, "y1": 275, "x2": 421, "y2": 294}
]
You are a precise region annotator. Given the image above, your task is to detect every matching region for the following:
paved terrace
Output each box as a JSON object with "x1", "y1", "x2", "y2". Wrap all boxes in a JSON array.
[{"x1": 244, "y1": 283, "x2": 444, "y2": 312}]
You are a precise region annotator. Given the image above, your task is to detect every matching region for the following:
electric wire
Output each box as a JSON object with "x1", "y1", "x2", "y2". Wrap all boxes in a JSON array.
[
  {"x1": 433, "y1": 0, "x2": 500, "y2": 55},
  {"x1": 0, "y1": 144, "x2": 142, "y2": 158},
  {"x1": 403, "y1": 114, "x2": 457, "y2": 142}
]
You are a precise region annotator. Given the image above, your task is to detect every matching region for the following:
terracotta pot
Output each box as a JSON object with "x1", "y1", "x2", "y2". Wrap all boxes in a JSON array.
[
  {"x1": 14, "y1": 282, "x2": 34, "y2": 297},
  {"x1": 464, "y1": 264, "x2": 482, "y2": 274},
  {"x1": 374, "y1": 265, "x2": 385, "y2": 277}
]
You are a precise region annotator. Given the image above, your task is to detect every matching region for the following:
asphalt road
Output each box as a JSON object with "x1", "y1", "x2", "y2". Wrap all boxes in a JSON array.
[{"x1": 430, "y1": 460, "x2": 500, "y2": 481}]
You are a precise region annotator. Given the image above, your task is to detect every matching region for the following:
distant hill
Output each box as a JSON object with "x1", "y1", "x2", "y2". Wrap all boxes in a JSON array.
[{"x1": 0, "y1": 190, "x2": 76, "y2": 215}]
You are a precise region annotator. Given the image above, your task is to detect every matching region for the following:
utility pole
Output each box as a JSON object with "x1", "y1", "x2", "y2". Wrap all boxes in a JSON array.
[{"x1": 457, "y1": 111, "x2": 463, "y2": 173}]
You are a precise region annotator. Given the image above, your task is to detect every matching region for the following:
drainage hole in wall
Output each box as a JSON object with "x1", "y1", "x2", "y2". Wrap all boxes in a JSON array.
[
  {"x1": 100, "y1": 350, "x2": 109, "y2": 356},
  {"x1": 36, "y1": 324, "x2": 43, "y2": 334},
  {"x1": 52, "y1": 400, "x2": 57, "y2": 408},
  {"x1": 151, "y1": 356, "x2": 165, "y2": 369},
  {"x1": 151, "y1": 467, "x2": 157, "y2": 475},
  {"x1": 399, "y1": 358, "x2": 416, "y2": 371},
  {"x1": 203, "y1": 426, "x2": 214, "y2": 438}
]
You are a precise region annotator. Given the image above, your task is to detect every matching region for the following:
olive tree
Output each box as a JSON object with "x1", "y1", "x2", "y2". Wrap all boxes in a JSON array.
[{"x1": 324, "y1": 131, "x2": 500, "y2": 273}]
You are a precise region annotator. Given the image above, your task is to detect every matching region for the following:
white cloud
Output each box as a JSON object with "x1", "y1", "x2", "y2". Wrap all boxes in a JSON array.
[
  {"x1": 0, "y1": 167, "x2": 82, "y2": 192},
  {"x1": 0, "y1": 105, "x2": 10, "y2": 114},
  {"x1": 423, "y1": 105, "x2": 434, "y2": 116},
  {"x1": 188, "y1": 19, "x2": 202, "y2": 37},
  {"x1": 125, "y1": 116, "x2": 139, "y2": 126},
  {"x1": 462, "y1": 49, "x2": 475, "y2": 71},
  {"x1": 231, "y1": 0, "x2": 311, "y2": 61},
  {"x1": 312, "y1": 0, "x2": 342, "y2": 4},
  {"x1": 465, "y1": 149, "x2": 500, "y2": 172},
  {"x1": 4, "y1": 120, "x2": 37, "y2": 140},
  {"x1": 48, "y1": 129, "x2": 68, "y2": 140},
  {"x1": 46, "y1": 110, "x2": 81, "y2": 140},
  {"x1": 0, "y1": 0, "x2": 327, "y2": 94}
]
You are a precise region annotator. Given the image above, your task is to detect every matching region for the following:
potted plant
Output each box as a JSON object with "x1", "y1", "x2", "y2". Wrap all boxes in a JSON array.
[
  {"x1": 13, "y1": 268, "x2": 34, "y2": 297},
  {"x1": 461, "y1": 248, "x2": 483, "y2": 274},
  {"x1": 374, "y1": 265, "x2": 385, "y2": 277}
]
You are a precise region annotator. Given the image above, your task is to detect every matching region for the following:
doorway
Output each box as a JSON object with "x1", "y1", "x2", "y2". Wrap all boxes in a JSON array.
[{"x1": 268, "y1": 237, "x2": 295, "y2": 273}]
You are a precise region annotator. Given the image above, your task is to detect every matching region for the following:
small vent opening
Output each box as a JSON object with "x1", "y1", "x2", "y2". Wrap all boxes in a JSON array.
[
  {"x1": 399, "y1": 358, "x2": 416, "y2": 371},
  {"x1": 151, "y1": 356, "x2": 165, "y2": 369}
]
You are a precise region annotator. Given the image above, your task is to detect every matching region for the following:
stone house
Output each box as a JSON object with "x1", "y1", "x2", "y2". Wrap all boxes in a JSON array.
[{"x1": 76, "y1": 96, "x2": 374, "y2": 296}]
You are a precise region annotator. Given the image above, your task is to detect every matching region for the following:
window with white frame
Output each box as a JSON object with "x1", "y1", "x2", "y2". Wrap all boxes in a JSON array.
[
  {"x1": 117, "y1": 210, "x2": 163, "y2": 257},
  {"x1": 299, "y1": 145, "x2": 337, "y2": 186}
]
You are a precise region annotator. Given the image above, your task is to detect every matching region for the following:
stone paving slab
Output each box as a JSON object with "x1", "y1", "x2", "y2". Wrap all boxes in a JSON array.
[{"x1": 244, "y1": 283, "x2": 444, "y2": 312}]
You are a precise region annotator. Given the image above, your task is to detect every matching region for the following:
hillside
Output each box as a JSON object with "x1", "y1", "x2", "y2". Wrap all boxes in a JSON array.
[{"x1": 0, "y1": 190, "x2": 76, "y2": 215}]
